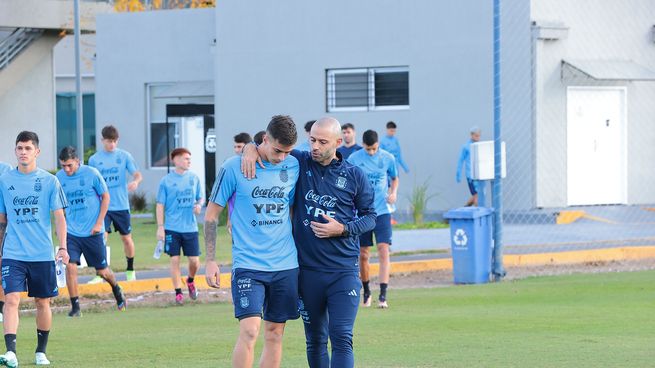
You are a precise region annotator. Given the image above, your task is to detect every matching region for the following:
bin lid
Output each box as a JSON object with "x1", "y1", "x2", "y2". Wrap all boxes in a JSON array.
[{"x1": 443, "y1": 207, "x2": 494, "y2": 219}]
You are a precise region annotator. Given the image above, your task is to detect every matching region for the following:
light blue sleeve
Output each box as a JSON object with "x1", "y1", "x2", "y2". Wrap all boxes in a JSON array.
[
  {"x1": 0, "y1": 186, "x2": 5, "y2": 215},
  {"x1": 195, "y1": 175, "x2": 202, "y2": 202},
  {"x1": 125, "y1": 151, "x2": 139, "y2": 174},
  {"x1": 394, "y1": 138, "x2": 410, "y2": 173},
  {"x1": 92, "y1": 169, "x2": 109, "y2": 195},
  {"x1": 156, "y1": 178, "x2": 167, "y2": 204},
  {"x1": 387, "y1": 154, "x2": 398, "y2": 179},
  {"x1": 209, "y1": 162, "x2": 237, "y2": 208},
  {"x1": 456, "y1": 144, "x2": 467, "y2": 182},
  {"x1": 50, "y1": 177, "x2": 68, "y2": 211}
]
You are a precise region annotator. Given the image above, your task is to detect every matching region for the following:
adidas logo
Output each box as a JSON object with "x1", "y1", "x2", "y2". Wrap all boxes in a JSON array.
[
  {"x1": 347, "y1": 289, "x2": 358, "y2": 297},
  {"x1": 8, "y1": 186, "x2": 14, "y2": 191}
]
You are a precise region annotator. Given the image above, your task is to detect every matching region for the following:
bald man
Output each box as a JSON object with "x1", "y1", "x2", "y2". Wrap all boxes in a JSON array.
[{"x1": 242, "y1": 117, "x2": 376, "y2": 368}]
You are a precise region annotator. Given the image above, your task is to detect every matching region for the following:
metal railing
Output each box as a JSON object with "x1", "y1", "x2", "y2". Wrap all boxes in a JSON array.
[{"x1": 0, "y1": 28, "x2": 43, "y2": 71}]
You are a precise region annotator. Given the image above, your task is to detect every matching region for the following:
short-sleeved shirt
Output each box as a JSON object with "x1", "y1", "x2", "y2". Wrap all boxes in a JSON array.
[
  {"x1": 348, "y1": 148, "x2": 398, "y2": 216},
  {"x1": 0, "y1": 162, "x2": 12, "y2": 176},
  {"x1": 88, "y1": 149, "x2": 138, "y2": 211},
  {"x1": 56, "y1": 165, "x2": 108, "y2": 237},
  {"x1": 209, "y1": 155, "x2": 299, "y2": 272},
  {"x1": 156, "y1": 170, "x2": 202, "y2": 233},
  {"x1": 0, "y1": 168, "x2": 68, "y2": 261}
]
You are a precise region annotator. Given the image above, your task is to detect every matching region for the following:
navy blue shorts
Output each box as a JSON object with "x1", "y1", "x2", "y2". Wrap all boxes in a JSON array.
[
  {"x1": 231, "y1": 268, "x2": 300, "y2": 323},
  {"x1": 104, "y1": 210, "x2": 132, "y2": 235},
  {"x1": 164, "y1": 230, "x2": 200, "y2": 257},
  {"x1": 1, "y1": 259, "x2": 58, "y2": 298},
  {"x1": 68, "y1": 233, "x2": 108, "y2": 270},
  {"x1": 467, "y1": 179, "x2": 478, "y2": 195},
  {"x1": 361, "y1": 213, "x2": 393, "y2": 247}
]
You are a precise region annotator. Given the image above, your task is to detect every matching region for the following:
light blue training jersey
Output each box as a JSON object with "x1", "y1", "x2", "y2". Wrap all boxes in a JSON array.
[
  {"x1": 88, "y1": 148, "x2": 138, "y2": 211},
  {"x1": 0, "y1": 168, "x2": 68, "y2": 261},
  {"x1": 56, "y1": 165, "x2": 108, "y2": 237},
  {"x1": 209, "y1": 155, "x2": 299, "y2": 272},
  {"x1": 455, "y1": 139, "x2": 474, "y2": 182},
  {"x1": 0, "y1": 162, "x2": 12, "y2": 175},
  {"x1": 156, "y1": 170, "x2": 202, "y2": 233},
  {"x1": 347, "y1": 148, "x2": 398, "y2": 216}
]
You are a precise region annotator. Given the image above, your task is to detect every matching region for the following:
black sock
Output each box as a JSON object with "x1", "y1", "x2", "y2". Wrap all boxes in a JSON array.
[
  {"x1": 4, "y1": 334, "x2": 16, "y2": 354},
  {"x1": 379, "y1": 283, "x2": 388, "y2": 301},
  {"x1": 36, "y1": 330, "x2": 49, "y2": 354},
  {"x1": 70, "y1": 296, "x2": 80, "y2": 311},
  {"x1": 175, "y1": 288, "x2": 182, "y2": 295},
  {"x1": 0, "y1": 301, "x2": 4, "y2": 314},
  {"x1": 126, "y1": 257, "x2": 134, "y2": 271},
  {"x1": 187, "y1": 276, "x2": 194, "y2": 284},
  {"x1": 111, "y1": 284, "x2": 123, "y2": 301},
  {"x1": 362, "y1": 281, "x2": 370, "y2": 295}
]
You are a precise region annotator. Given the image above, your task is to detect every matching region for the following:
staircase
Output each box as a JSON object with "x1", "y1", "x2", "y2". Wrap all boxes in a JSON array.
[{"x1": 0, "y1": 28, "x2": 44, "y2": 71}]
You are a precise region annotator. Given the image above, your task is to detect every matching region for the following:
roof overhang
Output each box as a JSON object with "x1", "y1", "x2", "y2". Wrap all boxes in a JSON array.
[
  {"x1": 562, "y1": 59, "x2": 655, "y2": 82},
  {"x1": 153, "y1": 81, "x2": 214, "y2": 99}
]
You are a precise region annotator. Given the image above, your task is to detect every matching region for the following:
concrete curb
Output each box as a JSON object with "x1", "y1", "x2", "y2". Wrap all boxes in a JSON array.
[{"x1": 42, "y1": 245, "x2": 655, "y2": 297}]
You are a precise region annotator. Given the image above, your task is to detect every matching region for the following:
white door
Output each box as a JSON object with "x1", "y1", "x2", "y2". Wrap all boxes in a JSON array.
[
  {"x1": 567, "y1": 87, "x2": 627, "y2": 205},
  {"x1": 180, "y1": 116, "x2": 206, "y2": 198}
]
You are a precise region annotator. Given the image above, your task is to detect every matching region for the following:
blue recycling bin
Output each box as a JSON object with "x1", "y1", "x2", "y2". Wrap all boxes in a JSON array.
[{"x1": 443, "y1": 207, "x2": 494, "y2": 284}]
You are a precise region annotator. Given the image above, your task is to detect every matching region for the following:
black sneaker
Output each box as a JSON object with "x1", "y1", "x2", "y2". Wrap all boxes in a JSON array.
[
  {"x1": 114, "y1": 285, "x2": 127, "y2": 311},
  {"x1": 68, "y1": 309, "x2": 81, "y2": 317},
  {"x1": 362, "y1": 292, "x2": 371, "y2": 307}
]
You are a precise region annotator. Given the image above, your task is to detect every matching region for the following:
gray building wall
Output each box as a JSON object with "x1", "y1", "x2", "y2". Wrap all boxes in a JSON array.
[
  {"x1": 215, "y1": 0, "x2": 532, "y2": 213},
  {"x1": 95, "y1": 9, "x2": 215, "y2": 199},
  {"x1": 532, "y1": 0, "x2": 655, "y2": 206}
]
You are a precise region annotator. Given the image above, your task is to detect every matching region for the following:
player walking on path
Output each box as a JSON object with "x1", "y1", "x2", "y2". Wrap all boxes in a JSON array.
[
  {"x1": 156, "y1": 148, "x2": 204, "y2": 305},
  {"x1": 56, "y1": 147, "x2": 126, "y2": 317},
  {"x1": 0, "y1": 131, "x2": 69, "y2": 367},
  {"x1": 348, "y1": 130, "x2": 398, "y2": 308},
  {"x1": 242, "y1": 116, "x2": 376, "y2": 368},
  {"x1": 205, "y1": 115, "x2": 300, "y2": 368},
  {"x1": 88, "y1": 125, "x2": 142, "y2": 282},
  {"x1": 456, "y1": 126, "x2": 482, "y2": 206}
]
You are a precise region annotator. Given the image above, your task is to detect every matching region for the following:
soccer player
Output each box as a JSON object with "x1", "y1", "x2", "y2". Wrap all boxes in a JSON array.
[
  {"x1": 204, "y1": 115, "x2": 299, "y2": 368},
  {"x1": 0, "y1": 131, "x2": 69, "y2": 367},
  {"x1": 456, "y1": 126, "x2": 482, "y2": 206},
  {"x1": 295, "y1": 120, "x2": 315, "y2": 152},
  {"x1": 88, "y1": 125, "x2": 142, "y2": 282},
  {"x1": 233, "y1": 132, "x2": 252, "y2": 155},
  {"x1": 56, "y1": 147, "x2": 126, "y2": 317},
  {"x1": 253, "y1": 130, "x2": 266, "y2": 146},
  {"x1": 380, "y1": 121, "x2": 410, "y2": 173},
  {"x1": 337, "y1": 123, "x2": 362, "y2": 160},
  {"x1": 241, "y1": 116, "x2": 376, "y2": 368},
  {"x1": 0, "y1": 161, "x2": 12, "y2": 324},
  {"x1": 348, "y1": 130, "x2": 399, "y2": 308},
  {"x1": 156, "y1": 148, "x2": 203, "y2": 305}
]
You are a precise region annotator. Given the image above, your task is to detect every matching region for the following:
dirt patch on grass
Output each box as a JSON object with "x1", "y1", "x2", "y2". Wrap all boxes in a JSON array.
[{"x1": 20, "y1": 258, "x2": 654, "y2": 316}]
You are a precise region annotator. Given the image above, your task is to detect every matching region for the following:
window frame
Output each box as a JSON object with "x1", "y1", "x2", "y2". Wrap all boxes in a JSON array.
[{"x1": 326, "y1": 66, "x2": 409, "y2": 112}]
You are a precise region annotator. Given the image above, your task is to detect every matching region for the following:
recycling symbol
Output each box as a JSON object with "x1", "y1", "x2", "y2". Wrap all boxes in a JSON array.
[{"x1": 453, "y1": 228, "x2": 468, "y2": 247}]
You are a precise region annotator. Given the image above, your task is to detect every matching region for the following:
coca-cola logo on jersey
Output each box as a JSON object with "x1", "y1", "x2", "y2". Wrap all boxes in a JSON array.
[
  {"x1": 251, "y1": 186, "x2": 286, "y2": 199},
  {"x1": 13, "y1": 195, "x2": 39, "y2": 206},
  {"x1": 304, "y1": 190, "x2": 337, "y2": 208}
]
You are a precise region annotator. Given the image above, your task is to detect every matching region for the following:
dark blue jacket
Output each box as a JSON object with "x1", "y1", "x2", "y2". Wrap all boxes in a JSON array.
[{"x1": 291, "y1": 150, "x2": 376, "y2": 272}]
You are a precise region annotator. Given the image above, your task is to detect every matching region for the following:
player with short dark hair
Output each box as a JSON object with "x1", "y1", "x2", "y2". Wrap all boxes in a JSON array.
[
  {"x1": 295, "y1": 120, "x2": 315, "y2": 152},
  {"x1": 348, "y1": 130, "x2": 399, "y2": 308},
  {"x1": 233, "y1": 132, "x2": 253, "y2": 155},
  {"x1": 253, "y1": 130, "x2": 266, "y2": 145},
  {"x1": 156, "y1": 147, "x2": 204, "y2": 305},
  {"x1": 88, "y1": 125, "x2": 143, "y2": 282},
  {"x1": 0, "y1": 131, "x2": 69, "y2": 367},
  {"x1": 56, "y1": 146, "x2": 126, "y2": 317},
  {"x1": 205, "y1": 115, "x2": 300, "y2": 367},
  {"x1": 380, "y1": 121, "x2": 410, "y2": 173},
  {"x1": 337, "y1": 123, "x2": 362, "y2": 160}
]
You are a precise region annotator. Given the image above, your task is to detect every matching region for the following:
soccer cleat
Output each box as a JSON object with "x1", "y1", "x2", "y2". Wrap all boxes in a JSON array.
[
  {"x1": 68, "y1": 309, "x2": 82, "y2": 317},
  {"x1": 125, "y1": 270, "x2": 137, "y2": 282},
  {"x1": 86, "y1": 275, "x2": 104, "y2": 284},
  {"x1": 362, "y1": 292, "x2": 371, "y2": 307},
  {"x1": 115, "y1": 286, "x2": 127, "y2": 311},
  {"x1": 187, "y1": 281, "x2": 198, "y2": 300},
  {"x1": 175, "y1": 293, "x2": 184, "y2": 305},
  {"x1": 378, "y1": 300, "x2": 389, "y2": 309},
  {"x1": 0, "y1": 351, "x2": 18, "y2": 367},
  {"x1": 35, "y1": 352, "x2": 50, "y2": 365}
]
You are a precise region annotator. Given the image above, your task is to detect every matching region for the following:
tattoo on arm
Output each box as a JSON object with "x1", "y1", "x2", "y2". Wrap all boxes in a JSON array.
[
  {"x1": 204, "y1": 220, "x2": 218, "y2": 261},
  {"x1": 0, "y1": 222, "x2": 7, "y2": 252}
]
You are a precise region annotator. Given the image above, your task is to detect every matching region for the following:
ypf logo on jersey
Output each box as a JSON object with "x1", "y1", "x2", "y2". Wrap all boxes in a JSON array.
[{"x1": 453, "y1": 229, "x2": 468, "y2": 248}]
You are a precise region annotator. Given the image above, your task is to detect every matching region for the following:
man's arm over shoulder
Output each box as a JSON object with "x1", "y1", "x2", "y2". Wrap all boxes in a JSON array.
[{"x1": 346, "y1": 166, "x2": 376, "y2": 236}]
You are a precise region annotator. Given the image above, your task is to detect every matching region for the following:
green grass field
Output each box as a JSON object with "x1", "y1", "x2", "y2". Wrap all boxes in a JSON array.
[{"x1": 10, "y1": 270, "x2": 655, "y2": 367}]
